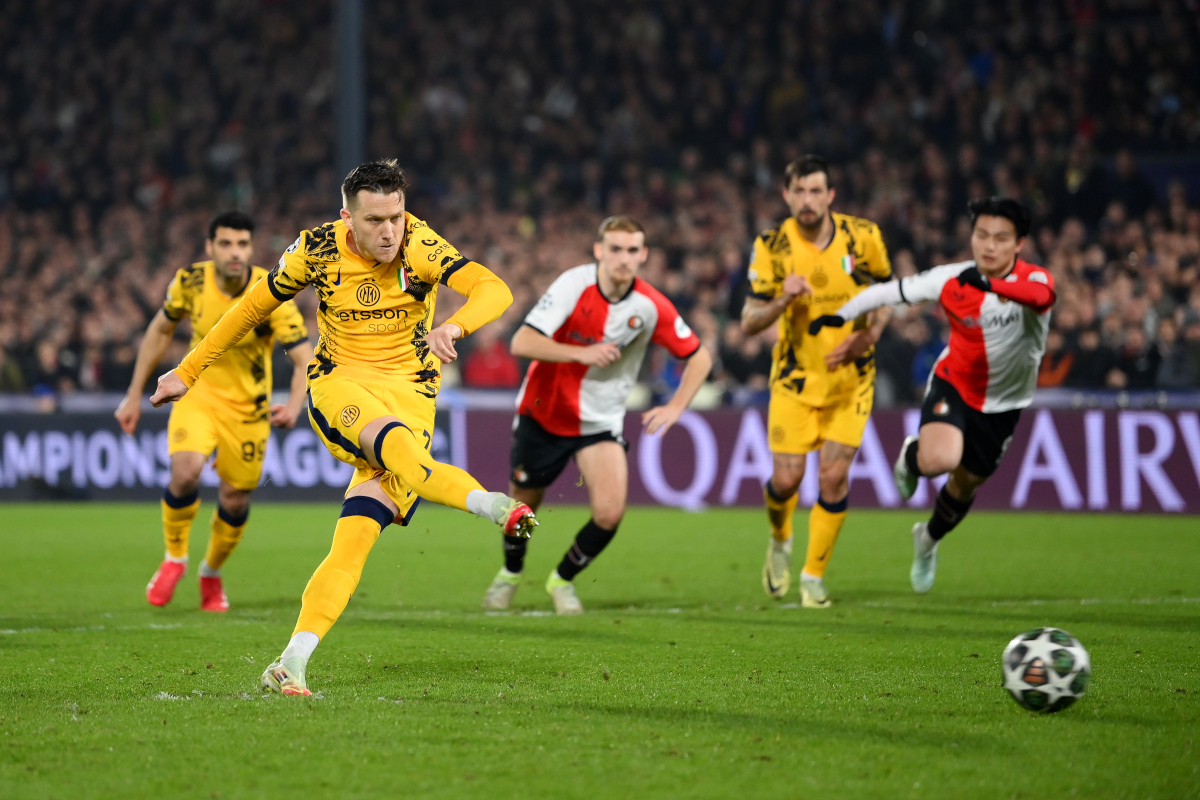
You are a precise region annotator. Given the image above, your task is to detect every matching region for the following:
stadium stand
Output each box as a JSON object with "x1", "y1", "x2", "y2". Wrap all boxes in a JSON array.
[{"x1": 1, "y1": 0, "x2": 1198, "y2": 405}]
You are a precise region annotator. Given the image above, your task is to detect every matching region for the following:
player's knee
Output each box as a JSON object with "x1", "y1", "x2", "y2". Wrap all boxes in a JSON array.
[
  {"x1": 592, "y1": 507, "x2": 624, "y2": 531},
  {"x1": 917, "y1": 448, "x2": 955, "y2": 477},
  {"x1": 218, "y1": 489, "x2": 251, "y2": 519},
  {"x1": 769, "y1": 473, "x2": 802, "y2": 498},
  {"x1": 817, "y1": 464, "x2": 849, "y2": 498}
]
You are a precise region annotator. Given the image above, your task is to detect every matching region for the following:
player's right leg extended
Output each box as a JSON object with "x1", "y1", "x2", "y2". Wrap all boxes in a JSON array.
[
  {"x1": 762, "y1": 454, "x2": 803, "y2": 600},
  {"x1": 148, "y1": 451, "x2": 206, "y2": 607}
]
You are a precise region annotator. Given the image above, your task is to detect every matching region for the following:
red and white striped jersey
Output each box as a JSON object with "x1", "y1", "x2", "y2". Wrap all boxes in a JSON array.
[
  {"x1": 835, "y1": 259, "x2": 1055, "y2": 413},
  {"x1": 517, "y1": 264, "x2": 701, "y2": 436}
]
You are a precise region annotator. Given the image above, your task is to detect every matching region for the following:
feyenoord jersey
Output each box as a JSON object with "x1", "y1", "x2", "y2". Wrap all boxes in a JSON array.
[
  {"x1": 517, "y1": 264, "x2": 701, "y2": 437},
  {"x1": 837, "y1": 258, "x2": 1054, "y2": 413}
]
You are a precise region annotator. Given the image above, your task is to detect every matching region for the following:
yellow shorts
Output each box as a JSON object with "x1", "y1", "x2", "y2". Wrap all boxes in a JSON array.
[
  {"x1": 306, "y1": 365, "x2": 436, "y2": 524},
  {"x1": 766, "y1": 382, "x2": 873, "y2": 454},
  {"x1": 167, "y1": 385, "x2": 269, "y2": 491}
]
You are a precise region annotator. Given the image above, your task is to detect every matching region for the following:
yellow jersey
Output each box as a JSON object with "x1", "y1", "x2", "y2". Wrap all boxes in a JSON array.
[
  {"x1": 748, "y1": 213, "x2": 891, "y2": 407},
  {"x1": 162, "y1": 261, "x2": 308, "y2": 417},
  {"x1": 267, "y1": 214, "x2": 474, "y2": 397}
]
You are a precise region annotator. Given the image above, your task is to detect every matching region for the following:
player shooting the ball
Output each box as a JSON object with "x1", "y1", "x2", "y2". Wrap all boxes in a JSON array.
[{"x1": 150, "y1": 159, "x2": 538, "y2": 696}]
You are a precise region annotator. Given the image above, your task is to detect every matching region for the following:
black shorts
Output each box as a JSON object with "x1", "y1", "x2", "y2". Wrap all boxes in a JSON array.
[
  {"x1": 920, "y1": 375, "x2": 1020, "y2": 478},
  {"x1": 509, "y1": 415, "x2": 628, "y2": 490}
]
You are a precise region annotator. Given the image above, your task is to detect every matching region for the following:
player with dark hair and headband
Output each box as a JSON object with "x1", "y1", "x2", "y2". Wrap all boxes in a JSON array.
[
  {"x1": 116, "y1": 211, "x2": 313, "y2": 613},
  {"x1": 150, "y1": 159, "x2": 538, "y2": 695},
  {"x1": 481, "y1": 216, "x2": 713, "y2": 615},
  {"x1": 809, "y1": 197, "x2": 1054, "y2": 593}
]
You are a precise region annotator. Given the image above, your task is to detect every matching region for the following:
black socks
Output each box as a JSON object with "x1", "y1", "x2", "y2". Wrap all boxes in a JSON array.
[
  {"x1": 555, "y1": 519, "x2": 618, "y2": 581},
  {"x1": 927, "y1": 485, "x2": 973, "y2": 541},
  {"x1": 503, "y1": 535, "x2": 527, "y2": 574}
]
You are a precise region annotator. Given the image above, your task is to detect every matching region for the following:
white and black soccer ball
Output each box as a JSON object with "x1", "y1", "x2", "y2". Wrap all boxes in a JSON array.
[{"x1": 1001, "y1": 627, "x2": 1091, "y2": 713}]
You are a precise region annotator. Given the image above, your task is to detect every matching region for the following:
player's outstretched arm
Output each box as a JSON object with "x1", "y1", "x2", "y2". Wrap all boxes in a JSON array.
[
  {"x1": 270, "y1": 340, "x2": 316, "y2": 428},
  {"x1": 958, "y1": 265, "x2": 1056, "y2": 312},
  {"x1": 642, "y1": 345, "x2": 713, "y2": 436},
  {"x1": 431, "y1": 262, "x2": 515, "y2": 363},
  {"x1": 510, "y1": 325, "x2": 621, "y2": 367},
  {"x1": 115, "y1": 309, "x2": 179, "y2": 433},
  {"x1": 152, "y1": 278, "x2": 285, "y2": 406}
]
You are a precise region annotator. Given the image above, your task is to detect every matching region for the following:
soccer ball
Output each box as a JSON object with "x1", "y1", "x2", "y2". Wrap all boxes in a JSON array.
[{"x1": 1001, "y1": 627, "x2": 1091, "y2": 713}]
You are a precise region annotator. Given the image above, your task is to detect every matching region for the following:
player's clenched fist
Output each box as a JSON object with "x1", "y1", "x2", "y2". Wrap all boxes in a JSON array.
[
  {"x1": 149, "y1": 370, "x2": 188, "y2": 407},
  {"x1": 113, "y1": 394, "x2": 142, "y2": 434},
  {"x1": 573, "y1": 342, "x2": 622, "y2": 368},
  {"x1": 781, "y1": 273, "x2": 813, "y2": 303},
  {"x1": 427, "y1": 323, "x2": 463, "y2": 363}
]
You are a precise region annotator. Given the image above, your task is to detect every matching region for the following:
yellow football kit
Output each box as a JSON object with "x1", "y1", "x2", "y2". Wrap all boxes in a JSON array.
[
  {"x1": 748, "y1": 213, "x2": 892, "y2": 454},
  {"x1": 174, "y1": 214, "x2": 512, "y2": 517},
  {"x1": 163, "y1": 261, "x2": 308, "y2": 490}
]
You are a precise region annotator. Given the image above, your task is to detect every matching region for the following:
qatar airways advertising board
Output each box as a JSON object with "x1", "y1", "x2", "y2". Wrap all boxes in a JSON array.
[{"x1": 2, "y1": 408, "x2": 1199, "y2": 514}]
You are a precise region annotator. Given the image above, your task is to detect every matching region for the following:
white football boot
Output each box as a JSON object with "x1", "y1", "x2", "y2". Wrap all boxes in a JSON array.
[
  {"x1": 910, "y1": 521, "x2": 938, "y2": 594},
  {"x1": 799, "y1": 572, "x2": 831, "y2": 609},
  {"x1": 261, "y1": 656, "x2": 311, "y2": 696},
  {"x1": 894, "y1": 435, "x2": 920, "y2": 500},
  {"x1": 545, "y1": 571, "x2": 584, "y2": 615},
  {"x1": 762, "y1": 537, "x2": 793, "y2": 599},
  {"x1": 481, "y1": 568, "x2": 521, "y2": 610}
]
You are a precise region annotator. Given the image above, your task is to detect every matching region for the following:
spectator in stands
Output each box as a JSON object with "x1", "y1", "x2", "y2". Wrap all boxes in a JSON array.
[{"x1": 460, "y1": 325, "x2": 522, "y2": 389}]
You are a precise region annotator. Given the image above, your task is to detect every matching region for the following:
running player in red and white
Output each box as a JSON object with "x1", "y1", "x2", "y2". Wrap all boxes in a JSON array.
[
  {"x1": 808, "y1": 197, "x2": 1053, "y2": 593},
  {"x1": 481, "y1": 216, "x2": 713, "y2": 615}
]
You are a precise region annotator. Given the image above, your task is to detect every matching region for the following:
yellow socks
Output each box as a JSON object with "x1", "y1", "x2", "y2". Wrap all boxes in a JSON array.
[
  {"x1": 293, "y1": 497, "x2": 393, "y2": 639},
  {"x1": 161, "y1": 489, "x2": 200, "y2": 560},
  {"x1": 803, "y1": 496, "x2": 849, "y2": 578},
  {"x1": 764, "y1": 482, "x2": 798, "y2": 543},
  {"x1": 374, "y1": 421, "x2": 484, "y2": 510},
  {"x1": 204, "y1": 506, "x2": 249, "y2": 572}
]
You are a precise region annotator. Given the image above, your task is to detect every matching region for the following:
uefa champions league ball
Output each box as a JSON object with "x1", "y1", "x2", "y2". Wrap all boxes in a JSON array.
[{"x1": 1001, "y1": 627, "x2": 1091, "y2": 713}]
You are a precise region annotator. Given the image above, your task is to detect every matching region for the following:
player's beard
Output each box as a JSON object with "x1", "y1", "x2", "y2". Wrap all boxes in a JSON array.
[{"x1": 795, "y1": 209, "x2": 823, "y2": 236}]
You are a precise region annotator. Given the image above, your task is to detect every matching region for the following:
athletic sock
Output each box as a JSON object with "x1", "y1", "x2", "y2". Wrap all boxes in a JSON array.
[
  {"x1": 927, "y1": 486, "x2": 974, "y2": 541},
  {"x1": 466, "y1": 490, "x2": 514, "y2": 524},
  {"x1": 161, "y1": 488, "x2": 200, "y2": 560},
  {"x1": 198, "y1": 560, "x2": 220, "y2": 578},
  {"x1": 904, "y1": 438, "x2": 921, "y2": 476},
  {"x1": 204, "y1": 504, "x2": 249, "y2": 572},
  {"x1": 764, "y1": 481, "x2": 798, "y2": 543},
  {"x1": 293, "y1": 497, "x2": 392, "y2": 640},
  {"x1": 503, "y1": 534, "x2": 528, "y2": 574},
  {"x1": 281, "y1": 631, "x2": 320, "y2": 665},
  {"x1": 554, "y1": 519, "x2": 618, "y2": 582},
  {"x1": 375, "y1": 422, "x2": 484, "y2": 511},
  {"x1": 802, "y1": 495, "x2": 848, "y2": 578}
]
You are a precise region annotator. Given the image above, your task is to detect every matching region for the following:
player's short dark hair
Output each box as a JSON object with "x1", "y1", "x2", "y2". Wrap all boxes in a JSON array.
[
  {"x1": 208, "y1": 210, "x2": 254, "y2": 240},
  {"x1": 341, "y1": 158, "x2": 410, "y2": 208},
  {"x1": 783, "y1": 154, "x2": 832, "y2": 189},
  {"x1": 597, "y1": 215, "x2": 645, "y2": 241},
  {"x1": 968, "y1": 196, "x2": 1032, "y2": 239}
]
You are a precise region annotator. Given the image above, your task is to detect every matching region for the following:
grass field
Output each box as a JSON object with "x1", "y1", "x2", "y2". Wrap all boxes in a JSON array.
[{"x1": 0, "y1": 502, "x2": 1197, "y2": 799}]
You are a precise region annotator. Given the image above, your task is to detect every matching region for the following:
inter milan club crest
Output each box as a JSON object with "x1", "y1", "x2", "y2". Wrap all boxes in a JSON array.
[
  {"x1": 933, "y1": 399, "x2": 950, "y2": 416},
  {"x1": 356, "y1": 282, "x2": 380, "y2": 307},
  {"x1": 340, "y1": 405, "x2": 361, "y2": 426},
  {"x1": 811, "y1": 268, "x2": 828, "y2": 288}
]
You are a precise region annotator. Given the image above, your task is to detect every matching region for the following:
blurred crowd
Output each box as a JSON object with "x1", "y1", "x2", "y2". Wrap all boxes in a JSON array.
[{"x1": 2, "y1": 0, "x2": 1199, "y2": 404}]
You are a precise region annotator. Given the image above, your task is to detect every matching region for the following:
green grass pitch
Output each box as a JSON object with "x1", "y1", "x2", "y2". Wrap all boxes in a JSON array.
[{"x1": 0, "y1": 502, "x2": 1196, "y2": 799}]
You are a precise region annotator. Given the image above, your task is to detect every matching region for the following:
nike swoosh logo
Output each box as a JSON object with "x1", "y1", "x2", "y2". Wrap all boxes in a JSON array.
[
  {"x1": 818, "y1": 548, "x2": 831, "y2": 562},
  {"x1": 332, "y1": 267, "x2": 342, "y2": 286},
  {"x1": 765, "y1": 575, "x2": 780, "y2": 593}
]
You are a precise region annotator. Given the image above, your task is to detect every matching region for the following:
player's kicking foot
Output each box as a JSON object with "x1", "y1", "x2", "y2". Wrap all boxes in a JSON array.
[
  {"x1": 546, "y1": 571, "x2": 583, "y2": 615},
  {"x1": 894, "y1": 434, "x2": 919, "y2": 500},
  {"x1": 482, "y1": 568, "x2": 521, "y2": 610},
  {"x1": 910, "y1": 521, "x2": 938, "y2": 594},
  {"x1": 262, "y1": 657, "x2": 311, "y2": 696},
  {"x1": 146, "y1": 560, "x2": 186, "y2": 607},
  {"x1": 500, "y1": 500, "x2": 538, "y2": 539},
  {"x1": 799, "y1": 572, "x2": 831, "y2": 609},
  {"x1": 762, "y1": 537, "x2": 792, "y2": 599},
  {"x1": 199, "y1": 576, "x2": 229, "y2": 612}
]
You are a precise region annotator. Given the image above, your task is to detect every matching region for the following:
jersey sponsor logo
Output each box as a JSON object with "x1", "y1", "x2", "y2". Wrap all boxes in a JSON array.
[
  {"x1": 356, "y1": 283, "x2": 380, "y2": 307},
  {"x1": 674, "y1": 316, "x2": 692, "y2": 339},
  {"x1": 339, "y1": 405, "x2": 360, "y2": 427},
  {"x1": 962, "y1": 308, "x2": 1022, "y2": 329},
  {"x1": 424, "y1": 239, "x2": 455, "y2": 261},
  {"x1": 1028, "y1": 271, "x2": 1048, "y2": 284},
  {"x1": 336, "y1": 308, "x2": 408, "y2": 322}
]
